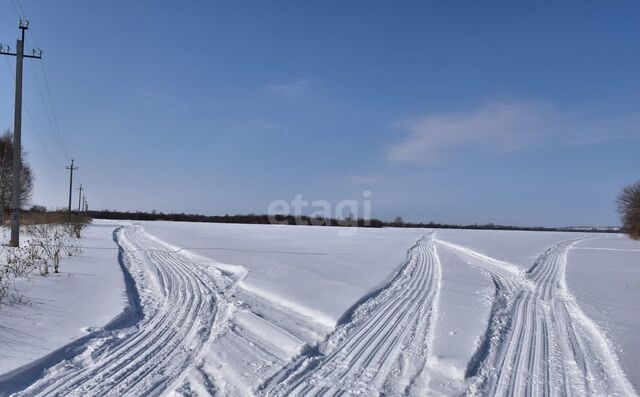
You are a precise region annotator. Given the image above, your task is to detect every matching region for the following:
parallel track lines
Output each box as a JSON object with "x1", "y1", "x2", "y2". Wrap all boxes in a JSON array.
[
  {"x1": 440, "y1": 238, "x2": 637, "y2": 397},
  {"x1": 11, "y1": 228, "x2": 636, "y2": 396},
  {"x1": 16, "y1": 226, "x2": 223, "y2": 397},
  {"x1": 264, "y1": 234, "x2": 442, "y2": 396}
]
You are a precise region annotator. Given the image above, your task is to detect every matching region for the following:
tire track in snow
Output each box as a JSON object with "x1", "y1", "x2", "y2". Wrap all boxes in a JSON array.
[
  {"x1": 261, "y1": 233, "x2": 441, "y2": 396},
  {"x1": 13, "y1": 225, "x2": 228, "y2": 397},
  {"x1": 438, "y1": 238, "x2": 637, "y2": 397}
]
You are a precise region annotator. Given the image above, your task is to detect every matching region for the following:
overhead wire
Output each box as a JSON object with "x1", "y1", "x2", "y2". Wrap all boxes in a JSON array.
[
  {"x1": 29, "y1": 61, "x2": 68, "y2": 159},
  {"x1": 8, "y1": 0, "x2": 24, "y2": 20},
  {"x1": 3, "y1": 56, "x2": 61, "y2": 165},
  {"x1": 5, "y1": 0, "x2": 70, "y2": 162}
]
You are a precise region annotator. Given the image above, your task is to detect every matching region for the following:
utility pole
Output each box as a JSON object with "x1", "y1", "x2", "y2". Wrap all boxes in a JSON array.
[
  {"x1": 66, "y1": 158, "x2": 77, "y2": 218},
  {"x1": 82, "y1": 194, "x2": 86, "y2": 213},
  {"x1": 1, "y1": 20, "x2": 43, "y2": 247},
  {"x1": 77, "y1": 184, "x2": 83, "y2": 211}
]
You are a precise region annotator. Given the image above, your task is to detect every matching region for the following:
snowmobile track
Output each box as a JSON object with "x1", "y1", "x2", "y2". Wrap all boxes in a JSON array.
[
  {"x1": 439, "y1": 238, "x2": 637, "y2": 397},
  {"x1": 12, "y1": 225, "x2": 226, "y2": 397},
  {"x1": 262, "y1": 233, "x2": 442, "y2": 396}
]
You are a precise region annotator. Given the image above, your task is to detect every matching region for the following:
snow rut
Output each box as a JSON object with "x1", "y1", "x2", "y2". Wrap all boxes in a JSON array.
[
  {"x1": 14, "y1": 225, "x2": 226, "y2": 397},
  {"x1": 262, "y1": 233, "x2": 441, "y2": 396},
  {"x1": 440, "y1": 239, "x2": 637, "y2": 397}
]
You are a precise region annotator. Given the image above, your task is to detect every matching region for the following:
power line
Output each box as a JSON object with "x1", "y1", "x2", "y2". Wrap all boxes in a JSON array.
[
  {"x1": 1, "y1": 19, "x2": 43, "y2": 246},
  {"x1": 9, "y1": 0, "x2": 25, "y2": 20},
  {"x1": 3, "y1": 56, "x2": 60, "y2": 164},
  {"x1": 77, "y1": 183, "x2": 83, "y2": 211},
  {"x1": 13, "y1": 0, "x2": 26, "y2": 18},
  {"x1": 66, "y1": 158, "x2": 77, "y2": 217},
  {"x1": 3, "y1": 55, "x2": 60, "y2": 165},
  {"x1": 8, "y1": 0, "x2": 70, "y2": 160},
  {"x1": 36, "y1": 60, "x2": 69, "y2": 159},
  {"x1": 29, "y1": 60, "x2": 68, "y2": 159},
  {"x1": 10, "y1": 0, "x2": 41, "y2": 52}
]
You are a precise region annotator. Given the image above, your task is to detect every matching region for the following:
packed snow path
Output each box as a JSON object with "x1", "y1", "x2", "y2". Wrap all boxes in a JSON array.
[
  {"x1": 262, "y1": 234, "x2": 442, "y2": 396},
  {"x1": 14, "y1": 226, "x2": 228, "y2": 397},
  {"x1": 3, "y1": 225, "x2": 637, "y2": 396},
  {"x1": 439, "y1": 238, "x2": 637, "y2": 397}
]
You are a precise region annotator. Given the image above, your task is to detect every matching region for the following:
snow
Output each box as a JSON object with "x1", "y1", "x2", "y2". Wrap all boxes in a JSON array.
[
  {"x1": 0, "y1": 220, "x2": 638, "y2": 396},
  {"x1": 568, "y1": 235, "x2": 640, "y2": 392},
  {"x1": 232, "y1": 310, "x2": 304, "y2": 360},
  {"x1": 137, "y1": 221, "x2": 426, "y2": 326},
  {"x1": 436, "y1": 228, "x2": 592, "y2": 268},
  {"x1": 0, "y1": 220, "x2": 126, "y2": 377},
  {"x1": 426, "y1": 247, "x2": 494, "y2": 395}
]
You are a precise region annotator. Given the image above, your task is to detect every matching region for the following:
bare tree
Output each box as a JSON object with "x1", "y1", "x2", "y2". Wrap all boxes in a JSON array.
[
  {"x1": 0, "y1": 130, "x2": 34, "y2": 223},
  {"x1": 617, "y1": 180, "x2": 640, "y2": 240}
]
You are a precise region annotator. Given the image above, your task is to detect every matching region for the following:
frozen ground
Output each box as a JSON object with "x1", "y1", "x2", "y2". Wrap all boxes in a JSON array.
[{"x1": 0, "y1": 221, "x2": 638, "y2": 396}]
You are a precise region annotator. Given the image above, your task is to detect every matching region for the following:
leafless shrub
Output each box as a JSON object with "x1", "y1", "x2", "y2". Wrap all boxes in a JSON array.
[
  {"x1": 26, "y1": 224, "x2": 73, "y2": 274},
  {"x1": 64, "y1": 219, "x2": 89, "y2": 239},
  {"x1": 63, "y1": 238, "x2": 83, "y2": 257},
  {"x1": 6, "y1": 242, "x2": 43, "y2": 276},
  {"x1": 22, "y1": 212, "x2": 90, "y2": 238},
  {"x1": 0, "y1": 210, "x2": 90, "y2": 303},
  {"x1": 0, "y1": 269, "x2": 8, "y2": 303},
  {"x1": 617, "y1": 181, "x2": 640, "y2": 240},
  {"x1": 1, "y1": 241, "x2": 43, "y2": 302}
]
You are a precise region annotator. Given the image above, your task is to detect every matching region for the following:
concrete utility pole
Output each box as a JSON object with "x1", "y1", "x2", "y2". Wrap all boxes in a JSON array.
[
  {"x1": 66, "y1": 158, "x2": 77, "y2": 217},
  {"x1": 1, "y1": 20, "x2": 43, "y2": 247},
  {"x1": 77, "y1": 184, "x2": 83, "y2": 211}
]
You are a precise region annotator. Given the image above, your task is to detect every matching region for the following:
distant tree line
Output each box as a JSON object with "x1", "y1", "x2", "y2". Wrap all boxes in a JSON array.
[
  {"x1": 88, "y1": 210, "x2": 385, "y2": 227},
  {"x1": 87, "y1": 210, "x2": 619, "y2": 234}
]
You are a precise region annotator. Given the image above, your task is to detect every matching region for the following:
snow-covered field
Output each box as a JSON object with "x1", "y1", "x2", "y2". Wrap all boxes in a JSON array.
[{"x1": 0, "y1": 220, "x2": 638, "y2": 396}]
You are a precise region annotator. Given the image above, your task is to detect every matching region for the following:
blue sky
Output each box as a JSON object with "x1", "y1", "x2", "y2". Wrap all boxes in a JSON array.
[{"x1": 0, "y1": 1, "x2": 638, "y2": 226}]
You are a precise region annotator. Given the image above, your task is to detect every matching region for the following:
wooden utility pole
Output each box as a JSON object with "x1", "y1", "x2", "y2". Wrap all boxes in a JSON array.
[
  {"x1": 1, "y1": 20, "x2": 42, "y2": 246},
  {"x1": 66, "y1": 158, "x2": 77, "y2": 218},
  {"x1": 77, "y1": 184, "x2": 83, "y2": 211}
]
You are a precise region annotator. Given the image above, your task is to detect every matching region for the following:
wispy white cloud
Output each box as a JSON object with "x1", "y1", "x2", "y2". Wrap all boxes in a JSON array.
[
  {"x1": 267, "y1": 78, "x2": 311, "y2": 98},
  {"x1": 387, "y1": 101, "x2": 640, "y2": 163},
  {"x1": 345, "y1": 175, "x2": 385, "y2": 185},
  {"x1": 246, "y1": 120, "x2": 289, "y2": 133}
]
